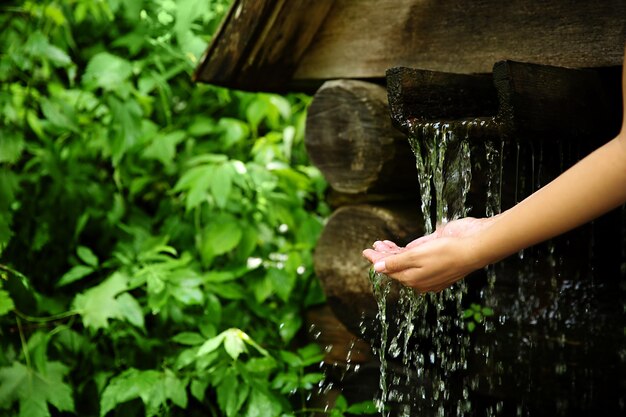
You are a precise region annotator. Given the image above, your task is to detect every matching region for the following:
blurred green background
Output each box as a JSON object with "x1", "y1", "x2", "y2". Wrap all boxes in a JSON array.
[{"x1": 0, "y1": 1, "x2": 377, "y2": 416}]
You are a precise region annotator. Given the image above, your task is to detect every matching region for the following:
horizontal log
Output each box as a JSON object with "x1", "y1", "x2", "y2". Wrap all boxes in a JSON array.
[
  {"x1": 314, "y1": 204, "x2": 423, "y2": 339},
  {"x1": 305, "y1": 79, "x2": 419, "y2": 195}
]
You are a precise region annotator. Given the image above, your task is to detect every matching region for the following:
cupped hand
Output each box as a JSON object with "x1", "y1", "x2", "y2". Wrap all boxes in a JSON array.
[{"x1": 362, "y1": 217, "x2": 493, "y2": 292}]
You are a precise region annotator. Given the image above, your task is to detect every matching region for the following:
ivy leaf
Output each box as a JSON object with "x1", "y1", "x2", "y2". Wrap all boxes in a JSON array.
[
  {"x1": 72, "y1": 272, "x2": 128, "y2": 329},
  {"x1": 0, "y1": 361, "x2": 74, "y2": 417}
]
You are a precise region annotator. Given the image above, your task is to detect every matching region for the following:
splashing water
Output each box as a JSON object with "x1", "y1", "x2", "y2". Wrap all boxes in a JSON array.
[{"x1": 369, "y1": 119, "x2": 497, "y2": 415}]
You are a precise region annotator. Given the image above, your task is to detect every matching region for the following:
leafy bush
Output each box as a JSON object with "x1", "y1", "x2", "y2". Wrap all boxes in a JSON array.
[{"x1": 0, "y1": 1, "x2": 335, "y2": 416}]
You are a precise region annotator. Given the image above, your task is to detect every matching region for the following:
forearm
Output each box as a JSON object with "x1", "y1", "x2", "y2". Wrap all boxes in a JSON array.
[{"x1": 471, "y1": 132, "x2": 626, "y2": 267}]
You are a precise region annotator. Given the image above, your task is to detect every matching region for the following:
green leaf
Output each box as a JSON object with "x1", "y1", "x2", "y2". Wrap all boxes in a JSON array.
[
  {"x1": 143, "y1": 130, "x2": 186, "y2": 166},
  {"x1": 482, "y1": 307, "x2": 494, "y2": 316},
  {"x1": 210, "y1": 163, "x2": 234, "y2": 208},
  {"x1": 40, "y1": 97, "x2": 79, "y2": 133},
  {"x1": 56, "y1": 265, "x2": 95, "y2": 287},
  {"x1": 216, "y1": 371, "x2": 238, "y2": 416},
  {"x1": 0, "y1": 288, "x2": 15, "y2": 316},
  {"x1": 218, "y1": 118, "x2": 249, "y2": 147},
  {"x1": 223, "y1": 329, "x2": 247, "y2": 359},
  {"x1": 467, "y1": 321, "x2": 476, "y2": 332},
  {"x1": 100, "y1": 368, "x2": 187, "y2": 417},
  {"x1": 0, "y1": 361, "x2": 74, "y2": 417},
  {"x1": 72, "y1": 272, "x2": 128, "y2": 329},
  {"x1": 200, "y1": 215, "x2": 242, "y2": 261},
  {"x1": 77, "y1": 246, "x2": 99, "y2": 267},
  {"x1": 0, "y1": 129, "x2": 25, "y2": 164},
  {"x1": 346, "y1": 400, "x2": 378, "y2": 414},
  {"x1": 278, "y1": 310, "x2": 301, "y2": 343},
  {"x1": 462, "y1": 309, "x2": 473, "y2": 319},
  {"x1": 197, "y1": 332, "x2": 226, "y2": 356},
  {"x1": 244, "y1": 389, "x2": 282, "y2": 417},
  {"x1": 171, "y1": 332, "x2": 205, "y2": 345},
  {"x1": 267, "y1": 268, "x2": 295, "y2": 302},
  {"x1": 83, "y1": 52, "x2": 133, "y2": 91},
  {"x1": 174, "y1": 165, "x2": 214, "y2": 211},
  {"x1": 116, "y1": 292, "x2": 145, "y2": 328}
]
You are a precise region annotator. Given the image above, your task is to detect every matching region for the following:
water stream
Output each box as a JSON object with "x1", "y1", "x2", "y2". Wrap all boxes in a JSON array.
[{"x1": 367, "y1": 118, "x2": 625, "y2": 416}]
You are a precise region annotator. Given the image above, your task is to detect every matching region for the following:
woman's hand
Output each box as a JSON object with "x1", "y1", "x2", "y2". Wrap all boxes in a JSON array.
[{"x1": 362, "y1": 217, "x2": 494, "y2": 292}]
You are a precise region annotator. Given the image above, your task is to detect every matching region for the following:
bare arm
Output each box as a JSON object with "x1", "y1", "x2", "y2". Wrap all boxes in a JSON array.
[{"x1": 363, "y1": 48, "x2": 626, "y2": 292}]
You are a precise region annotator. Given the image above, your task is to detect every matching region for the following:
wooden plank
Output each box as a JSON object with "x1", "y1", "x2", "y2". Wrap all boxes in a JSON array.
[
  {"x1": 294, "y1": 0, "x2": 626, "y2": 82},
  {"x1": 193, "y1": 0, "x2": 334, "y2": 91}
]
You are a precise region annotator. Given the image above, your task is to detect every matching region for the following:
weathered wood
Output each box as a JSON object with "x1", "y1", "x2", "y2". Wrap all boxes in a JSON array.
[
  {"x1": 385, "y1": 67, "x2": 499, "y2": 134},
  {"x1": 305, "y1": 80, "x2": 418, "y2": 195},
  {"x1": 193, "y1": 0, "x2": 334, "y2": 91},
  {"x1": 314, "y1": 204, "x2": 422, "y2": 338},
  {"x1": 386, "y1": 62, "x2": 622, "y2": 144},
  {"x1": 305, "y1": 304, "x2": 373, "y2": 365},
  {"x1": 494, "y1": 61, "x2": 623, "y2": 141},
  {"x1": 295, "y1": 0, "x2": 626, "y2": 81},
  {"x1": 196, "y1": 0, "x2": 625, "y2": 92}
]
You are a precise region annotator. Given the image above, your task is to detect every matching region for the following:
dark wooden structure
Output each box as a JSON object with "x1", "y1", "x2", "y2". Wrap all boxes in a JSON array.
[
  {"x1": 195, "y1": 0, "x2": 626, "y2": 92},
  {"x1": 196, "y1": 0, "x2": 626, "y2": 413}
]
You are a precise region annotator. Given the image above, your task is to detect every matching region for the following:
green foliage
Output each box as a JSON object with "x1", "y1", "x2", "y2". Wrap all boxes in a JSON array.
[
  {"x1": 0, "y1": 0, "x2": 337, "y2": 415},
  {"x1": 463, "y1": 303, "x2": 495, "y2": 332}
]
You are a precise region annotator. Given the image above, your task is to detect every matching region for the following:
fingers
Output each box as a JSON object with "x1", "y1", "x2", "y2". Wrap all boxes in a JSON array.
[
  {"x1": 372, "y1": 240, "x2": 400, "y2": 252},
  {"x1": 373, "y1": 250, "x2": 418, "y2": 274},
  {"x1": 406, "y1": 232, "x2": 438, "y2": 249},
  {"x1": 362, "y1": 248, "x2": 392, "y2": 263}
]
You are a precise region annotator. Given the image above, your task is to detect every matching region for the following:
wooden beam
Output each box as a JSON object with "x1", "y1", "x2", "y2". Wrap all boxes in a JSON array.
[
  {"x1": 295, "y1": 0, "x2": 625, "y2": 81},
  {"x1": 196, "y1": 0, "x2": 624, "y2": 92},
  {"x1": 193, "y1": 0, "x2": 334, "y2": 91},
  {"x1": 386, "y1": 67, "x2": 499, "y2": 134}
]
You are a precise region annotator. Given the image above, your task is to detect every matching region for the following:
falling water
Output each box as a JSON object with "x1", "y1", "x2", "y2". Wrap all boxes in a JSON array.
[
  {"x1": 367, "y1": 114, "x2": 625, "y2": 416},
  {"x1": 369, "y1": 118, "x2": 497, "y2": 416}
]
